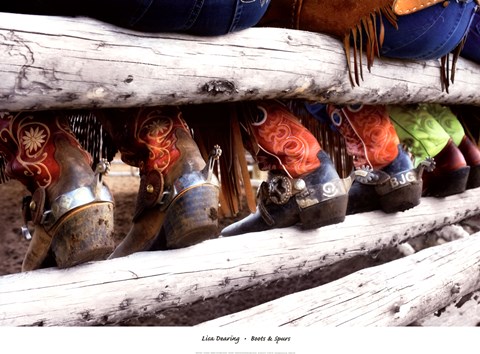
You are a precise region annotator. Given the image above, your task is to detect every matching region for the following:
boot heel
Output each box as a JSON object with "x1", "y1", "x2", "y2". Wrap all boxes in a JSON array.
[
  {"x1": 300, "y1": 194, "x2": 348, "y2": 229},
  {"x1": 426, "y1": 166, "x2": 470, "y2": 197},
  {"x1": 379, "y1": 181, "x2": 422, "y2": 213},
  {"x1": 467, "y1": 165, "x2": 480, "y2": 190},
  {"x1": 51, "y1": 202, "x2": 115, "y2": 268},
  {"x1": 163, "y1": 184, "x2": 219, "y2": 248}
]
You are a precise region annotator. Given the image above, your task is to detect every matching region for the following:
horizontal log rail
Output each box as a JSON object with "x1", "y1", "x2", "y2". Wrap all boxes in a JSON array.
[
  {"x1": 0, "y1": 188, "x2": 478, "y2": 326},
  {"x1": 199, "y1": 230, "x2": 480, "y2": 327},
  {"x1": 1, "y1": 12, "x2": 480, "y2": 112}
]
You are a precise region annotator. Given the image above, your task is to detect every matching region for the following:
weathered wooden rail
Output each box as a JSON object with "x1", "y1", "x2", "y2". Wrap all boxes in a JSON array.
[
  {"x1": 199, "y1": 228, "x2": 480, "y2": 327},
  {"x1": 0, "y1": 188, "x2": 478, "y2": 326},
  {"x1": 1, "y1": 12, "x2": 480, "y2": 112},
  {"x1": 0, "y1": 12, "x2": 479, "y2": 327}
]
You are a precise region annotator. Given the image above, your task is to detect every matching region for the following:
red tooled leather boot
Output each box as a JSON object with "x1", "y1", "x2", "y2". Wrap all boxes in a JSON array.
[
  {"x1": 96, "y1": 106, "x2": 220, "y2": 258},
  {"x1": 0, "y1": 111, "x2": 115, "y2": 271},
  {"x1": 221, "y1": 100, "x2": 350, "y2": 236},
  {"x1": 325, "y1": 104, "x2": 431, "y2": 214}
]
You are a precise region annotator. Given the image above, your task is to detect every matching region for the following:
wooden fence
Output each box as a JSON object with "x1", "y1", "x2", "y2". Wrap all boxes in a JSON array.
[{"x1": 0, "y1": 12, "x2": 479, "y2": 327}]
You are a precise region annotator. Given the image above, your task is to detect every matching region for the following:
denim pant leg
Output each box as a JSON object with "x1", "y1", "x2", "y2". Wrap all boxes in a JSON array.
[
  {"x1": 3, "y1": 1, "x2": 270, "y2": 35},
  {"x1": 133, "y1": 0, "x2": 271, "y2": 35},
  {"x1": 0, "y1": 0, "x2": 201, "y2": 30},
  {"x1": 193, "y1": 0, "x2": 271, "y2": 35},
  {"x1": 461, "y1": 11, "x2": 480, "y2": 63},
  {"x1": 380, "y1": 1, "x2": 477, "y2": 60}
]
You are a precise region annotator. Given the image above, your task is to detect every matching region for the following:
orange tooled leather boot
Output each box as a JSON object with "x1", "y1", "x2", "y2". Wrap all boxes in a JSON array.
[
  {"x1": 326, "y1": 104, "x2": 431, "y2": 214},
  {"x1": 221, "y1": 100, "x2": 350, "y2": 236},
  {"x1": 0, "y1": 111, "x2": 115, "y2": 271},
  {"x1": 96, "y1": 106, "x2": 220, "y2": 258}
]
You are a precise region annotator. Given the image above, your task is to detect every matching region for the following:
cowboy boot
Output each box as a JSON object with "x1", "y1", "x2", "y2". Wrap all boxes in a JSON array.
[
  {"x1": 0, "y1": 111, "x2": 115, "y2": 271},
  {"x1": 325, "y1": 104, "x2": 427, "y2": 214},
  {"x1": 459, "y1": 135, "x2": 480, "y2": 189},
  {"x1": 425, "y1": 103, "x2": 480, "y2": 190},
  {"x1": 221, "y1": 100, "x2": 349, "y2": 236},
  {"x1": 388, "y1": 104, "x2": 470, "y2": 197},
  {"x1": 96, "y1": 106, "x2": 220, "y2": 258}
]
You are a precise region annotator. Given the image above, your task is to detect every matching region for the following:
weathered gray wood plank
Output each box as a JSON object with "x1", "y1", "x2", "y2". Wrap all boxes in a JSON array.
[
  {"x1": 0, "y1": 188, "x2": 478, "y2": 326},
  {"x1": 1, "y1": 12, "x2": 480, "y2": 112},
  {"x1": 414, "y1": 290, "x2": 480, "y2": 326},
  {"x1": 199, "y1": 231, "x2": 480, "y2": 327}
]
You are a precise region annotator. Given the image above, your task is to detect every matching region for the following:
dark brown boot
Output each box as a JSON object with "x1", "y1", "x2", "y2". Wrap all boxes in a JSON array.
[
  {"x1": 0, "y1": 111, "x2": 115, "y2": 271},
  {"x1": 97, "y1": 106, "x2": 220, "y2": 258},
  {"x1": 448, "y1": 105, "x2": 480, "y2": 190},
  {"x1": 421, "y1": 139, "x2": 470, "y2": 197},
  {"x1": 459, "y1": 135, "x2": 480, "y2": 189}
]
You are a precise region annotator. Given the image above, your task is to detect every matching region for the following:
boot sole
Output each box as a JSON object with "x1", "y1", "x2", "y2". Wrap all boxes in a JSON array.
[
  {"x1": 424, "y1": 166, "x2": 470, "y2": 197},
  {"x1": 163, "y1": 183, "x2": 219, "y2": 249},
  {"x1": 346, "y1": 183, "x2": 380, "y2": 215},
  {"x1": 379, "y1": 181, "x2": 422, "y2": 213}
]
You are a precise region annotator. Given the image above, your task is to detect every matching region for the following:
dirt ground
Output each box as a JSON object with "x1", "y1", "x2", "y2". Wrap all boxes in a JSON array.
[{"x1": 1, "y1": 162, "x2": 480, "y2": 326}]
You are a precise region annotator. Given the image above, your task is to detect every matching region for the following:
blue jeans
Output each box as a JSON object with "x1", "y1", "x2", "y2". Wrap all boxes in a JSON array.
[
  {"x1": 461, "y1": 11, "x2": 480, "y2": 63},
  {"x1": 2, "y1": 0, "x2": 270, "y2": 35},
  {"x1": 128, "y1": 0, "x2": 271, "y2": 35},
  {"x1": 380, "y1": 1, "x2": 477, "y2": 60}
]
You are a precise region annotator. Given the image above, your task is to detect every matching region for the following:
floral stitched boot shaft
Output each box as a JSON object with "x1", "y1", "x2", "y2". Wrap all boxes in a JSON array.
[
  {"x1": 222, "y1": 100, "x2": 350, "y2": 236},
  {"x1": 325, "y1": 104, "x2": 427, "y2": 214},
  {"x1": 389, "y1": 104, "x2": 478, "y2": 196},
  {"x1": 96, "y1": 106, "x2": 220, "y2": 258},
  {"x1": 0, "y1": 111, "x2": 115, "y2": 271}
]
